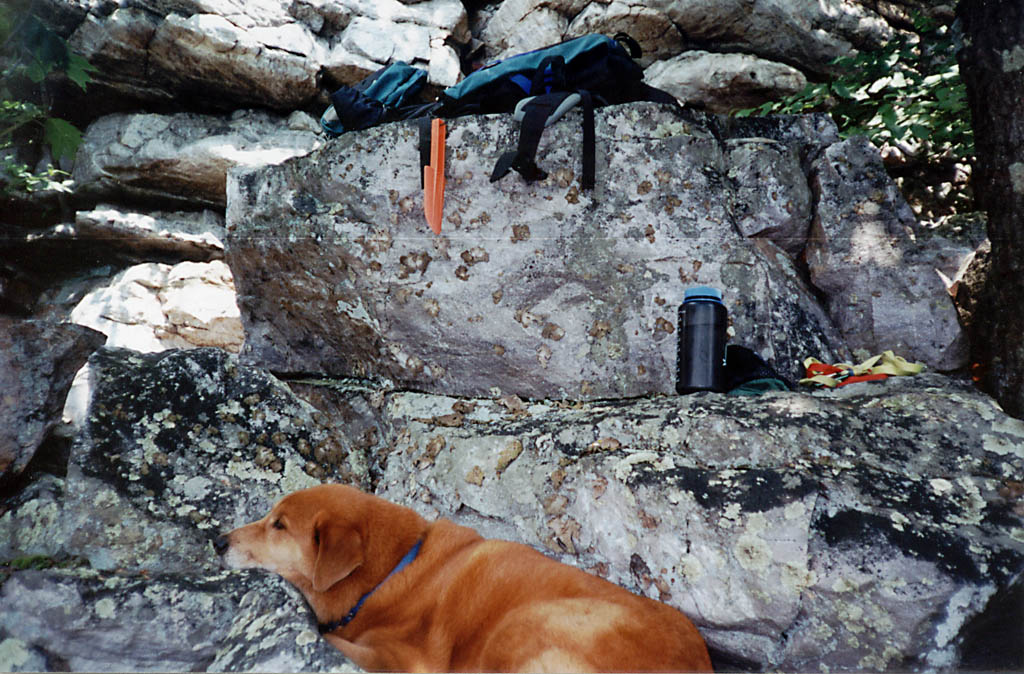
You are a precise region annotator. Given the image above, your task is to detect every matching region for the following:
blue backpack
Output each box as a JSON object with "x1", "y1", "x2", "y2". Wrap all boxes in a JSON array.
[
  {"x1": 438, "y1": 34, "x2": 668, "y2": 115},
  {"x1": 322, "y1": 34, "x2": 679, "y2": 189}
]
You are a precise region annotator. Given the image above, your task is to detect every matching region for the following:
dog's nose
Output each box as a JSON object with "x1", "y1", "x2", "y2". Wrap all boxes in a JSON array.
[{"x1": 213, "y1": 534, "x2": 230, "y2": 556}]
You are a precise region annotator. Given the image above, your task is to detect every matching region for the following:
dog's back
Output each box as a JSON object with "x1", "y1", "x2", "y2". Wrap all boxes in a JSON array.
[{"x1": 347, "y1": 520, "x2": 712, "y2": 672}]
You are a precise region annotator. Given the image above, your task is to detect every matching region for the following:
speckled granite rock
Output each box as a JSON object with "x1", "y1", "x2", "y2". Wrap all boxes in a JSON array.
[
  {"x1": 0, "y1": 348, "x2": 373, "y2": 672},
  {"x1": 372, "y1": 373, "x2": 1024, "y2": 671},
  {"x1": 59, "y1": 347, "x2": 369, "y2": 574},
  {"x1": 0, "y1": 567, "x2": 355, "y2": 672},
  {"x1": 0, "y1": 475, "x2": 66, "y2": 562},
  {"x1": 226, "y1": 103, "x2": 850, "y2": 398}
]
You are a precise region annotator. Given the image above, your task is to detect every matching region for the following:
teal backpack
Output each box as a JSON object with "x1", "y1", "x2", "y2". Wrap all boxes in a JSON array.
[{"x1": 321, "y1": 34, "x2": 680, "y2": 189}]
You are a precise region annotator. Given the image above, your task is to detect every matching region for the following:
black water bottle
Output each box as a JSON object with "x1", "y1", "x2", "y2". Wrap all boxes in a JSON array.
[{"x1": 676, "y1": 286, "x2": 728, "y2": 393}]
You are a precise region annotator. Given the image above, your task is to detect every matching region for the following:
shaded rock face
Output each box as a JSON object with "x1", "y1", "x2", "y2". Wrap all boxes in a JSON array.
[
  {"x1": 24, "y1": 205, "x2": 226, "y2": 263},
  {"x1": 73, "y1": 109, "x2": 323, "y2": 209},
  {"x1": 1, "y1": 348, "x2": 366, "y2": 671},
  {"x1": 807, "y1": 137, "x2": 967, "y2": 369},
  {"x1": 0, "y1": 319, "x2": 105, "y2": 486},
  {"x1": 0, "y1": 568, "x2": 354, "y2": 672}
]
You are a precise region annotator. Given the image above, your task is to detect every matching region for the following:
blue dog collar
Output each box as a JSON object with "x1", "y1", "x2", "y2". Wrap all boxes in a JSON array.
[{"x1": 319, "y1": 539, "x2": 423, "y2": 634}]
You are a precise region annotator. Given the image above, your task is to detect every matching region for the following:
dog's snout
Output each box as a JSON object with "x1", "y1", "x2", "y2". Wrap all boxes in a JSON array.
[{"x1": 214, "y1": 534, "x2": 230, "y2": 556}]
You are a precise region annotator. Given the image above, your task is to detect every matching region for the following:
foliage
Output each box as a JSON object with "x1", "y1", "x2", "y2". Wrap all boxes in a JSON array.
[
  {"x1": 0, "y1": 554, "x2": 89, "y2": 583},
  {"x1": 1, "y1": 7, "x2": 96, "y2": 196},
  {"x1": 735, "y1": 14, "x2": 972, "y2": 162}
]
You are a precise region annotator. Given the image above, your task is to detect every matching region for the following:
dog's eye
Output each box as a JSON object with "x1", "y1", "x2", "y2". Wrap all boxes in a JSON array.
[{"x1": 272, "y1": 519, "x2": 286, "y2": 530}]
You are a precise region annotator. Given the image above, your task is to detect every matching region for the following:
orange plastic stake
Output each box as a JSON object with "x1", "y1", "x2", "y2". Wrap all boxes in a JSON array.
[{"x1": 423, "y1": 118, "x2": 446, "y2": 234}]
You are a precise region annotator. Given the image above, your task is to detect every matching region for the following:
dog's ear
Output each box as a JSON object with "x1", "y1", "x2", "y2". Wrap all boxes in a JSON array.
[{"x1": 312, "y1": 511, "x2": 363, "y2": 592}]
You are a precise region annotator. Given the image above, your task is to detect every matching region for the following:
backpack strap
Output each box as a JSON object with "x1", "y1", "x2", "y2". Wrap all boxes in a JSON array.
[
  {"x1": 613, "y1": 32, "x2": 643, "y2": 59},
  {"x1": 417, "y1": 117, "x2": 432, "y2": 188},
  {"x1": 512, "y1": 93, "x2": 581, "y2": 125},
  {"x1": 527, "y1": 55, "x2": 566, "y2": 95},
  {"x1": 491, "y1": 91, "x2": 579, "y2": 185},
  {"x1": 580, "y1": 90, "x2": 595, "y2": 190},
  {"x1": 491, "y1": 90, "x2": 598, "y2": 190}
]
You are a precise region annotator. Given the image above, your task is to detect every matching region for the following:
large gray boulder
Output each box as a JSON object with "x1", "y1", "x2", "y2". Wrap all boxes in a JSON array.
[
  {"x1": 1, "y1": 340, "x2": 1020, "y2": 672},
  {"x1": 374, "y1": 374, "x2": 1024, "y2": 672},
  {"x1": 225, "y1": 103, "x2": 848, "y2": 399},
  {"x1": 226, "y1": 103, "x2": 964, "y2": 398},
  {"x1": 56, "y1": 347, "x2": 367, "y2": 574},
  {"x1": 807, "y1": 137, "x2": 968, "y2": 370}
]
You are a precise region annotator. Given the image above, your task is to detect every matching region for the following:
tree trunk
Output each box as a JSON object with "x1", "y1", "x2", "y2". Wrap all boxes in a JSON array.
[{"x1": 956, "y1": 0, "x2": 1024, "y2": 418}]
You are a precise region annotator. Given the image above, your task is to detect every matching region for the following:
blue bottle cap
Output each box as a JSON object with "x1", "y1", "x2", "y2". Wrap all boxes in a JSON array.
[{"x1": 684, "y1": 286, "x2": 723, "y2": 302}]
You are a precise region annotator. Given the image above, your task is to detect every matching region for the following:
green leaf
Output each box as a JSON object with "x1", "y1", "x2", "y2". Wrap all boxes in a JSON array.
[
  {"x1": 832, "y1": 82, "x2": 853, "y2": 99},
  {"x1": 66, "y1": 53, "x2": 96, "y2": 91},
  {"x1": 726, "y1": 9, "x2": 972, "y2": 163},
  {"x1": 909, "y1": 124, "x2": 930, "y2": 141},
  {"x1": 43, "y1": 117, "x2": 82, "y2": 161},
  {"x1": 24, "y1": 56, "x2": 51, "y2": 83}
]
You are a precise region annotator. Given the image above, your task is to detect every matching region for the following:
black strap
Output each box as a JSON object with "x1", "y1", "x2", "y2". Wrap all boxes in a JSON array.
[
  {"x1": 580, "y1": 90, "x2": 595, "y2": 191},
  {"x1": 417, "y1": 116, "x2": 432, "y2": 189},
  {"x1": 490, "y1": 90, "x2": 599, "y2": 190},
  {"x1": 613, "y1": 33, "x2": 643, "y2": 59},
  {"x1": 491, "y1": 92, "x2": 574, "y2": 184},
  {"x1": 528, "y1": 55, "x2": 566, "y2": 96}
]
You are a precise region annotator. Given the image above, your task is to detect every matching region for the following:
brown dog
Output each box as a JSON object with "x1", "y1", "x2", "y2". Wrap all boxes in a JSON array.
[{"x1": 216, "y1": 484, "x2": 712, "y2": 673}]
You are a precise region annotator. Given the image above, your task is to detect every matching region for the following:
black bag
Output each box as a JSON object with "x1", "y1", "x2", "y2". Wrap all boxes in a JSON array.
[{"x1": 321, "y1": 61, "x2": 434, "y2": 137}]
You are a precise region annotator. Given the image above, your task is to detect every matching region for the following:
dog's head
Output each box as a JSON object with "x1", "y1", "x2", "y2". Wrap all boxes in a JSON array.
[{"x1": 215, "y1": 484, "x2": 367, "y2": 593}]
